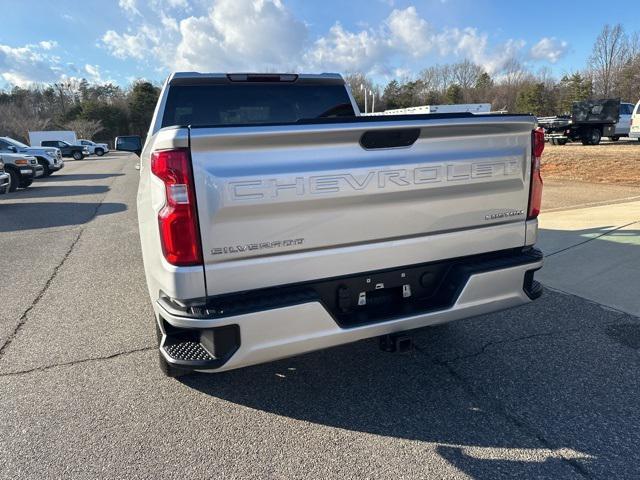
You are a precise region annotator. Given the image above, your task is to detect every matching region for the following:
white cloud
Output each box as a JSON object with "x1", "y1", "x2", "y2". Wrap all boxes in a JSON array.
[
  {"x1": 0, "y1": 42, "x2": 64, "y2": 86},
  {"x1": 102, "y1": 29, "x2": 153, "y2": 60},
  {"x1": 305, "y1": 23, "x2": 387, "y2": 73},
  {"x1": 174, "y1": 0, "x2": 307, "y2": 71},
  {"x1": 386, "y1": 7, "x2": 432, "y2": 56},
  {"x1": 118, "y1": 0, "x2": 140, "y2": 15},
  {"x1": 435, "y1": 28, "x2": 527, "y2": 73},
  {"x1": 39, "y1": 40, "x2": 58, "y2": 50},
  {"x1": 84, "y1": 64, "x2": 103, "y2": 82},
  {"x1": 101, "y1": 1, "x2": 568, "y2": 80},
  {"x1": 530, "y1": 37, "x2": 569, "y2": 63}
]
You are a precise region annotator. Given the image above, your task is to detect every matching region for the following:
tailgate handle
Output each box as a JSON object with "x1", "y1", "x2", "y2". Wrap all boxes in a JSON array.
[{"x1": 360, "y1": 128, "x2": 420, "y2": 149}]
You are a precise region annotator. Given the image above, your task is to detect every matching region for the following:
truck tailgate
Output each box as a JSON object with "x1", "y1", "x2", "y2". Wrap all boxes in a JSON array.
[{"x1": 189, "y1": 115, "x2": 535, "y2": 296}]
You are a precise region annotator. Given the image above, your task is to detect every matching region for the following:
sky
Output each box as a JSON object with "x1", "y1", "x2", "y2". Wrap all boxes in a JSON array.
[{"x1": 0, "y1": 0, "x2": 637, "y2": 88}]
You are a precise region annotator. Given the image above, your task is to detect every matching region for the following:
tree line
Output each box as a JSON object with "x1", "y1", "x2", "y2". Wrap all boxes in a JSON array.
[
  {"x1": 0, "y1": 79, "x2": 160, "y2": 145},
  {"x1": 347, "y1": 24, "x2": 639, "y2": 116},
  {"x1": 0, "y1": 24, "x2": 638, "y2": 145}
]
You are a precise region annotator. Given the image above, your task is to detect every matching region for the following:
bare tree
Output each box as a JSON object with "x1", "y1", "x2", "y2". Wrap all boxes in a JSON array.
[
  {"x1": 451, "y1": 60, "x2": 484, "y2": 90},
  {"x1": 0, "y1": 103, "x2": 51, "y2": 143},
  {"x1": 589, "y1": 24, "x2": 630, "y2": 96},
  {"x1": 64, "y1": 119, "x2": 104, "y2": 140},
  {"x1": 343, "y1": 73, "x2": 379, "y2": 112}
]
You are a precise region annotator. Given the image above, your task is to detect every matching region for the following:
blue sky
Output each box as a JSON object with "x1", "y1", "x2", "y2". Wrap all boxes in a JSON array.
[{"x1": 0, "y1": 0, "x2": 637, "y2": 87}]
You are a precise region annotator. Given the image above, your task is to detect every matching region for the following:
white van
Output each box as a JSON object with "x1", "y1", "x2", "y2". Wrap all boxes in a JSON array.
[
  {"x1": 630, "y1": 100, "x2": 640, "y2": 141},
  {"x1": 610, "y1": 102, "x2": 636, "y2": 140},
  {"x1": 28, "y1": 130, "x2": 77, "y2": 147}
]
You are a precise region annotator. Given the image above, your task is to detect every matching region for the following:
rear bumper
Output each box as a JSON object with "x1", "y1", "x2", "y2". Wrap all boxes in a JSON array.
[{"x1": 155, "y1": 248, "x2": 543, "y2": 373}]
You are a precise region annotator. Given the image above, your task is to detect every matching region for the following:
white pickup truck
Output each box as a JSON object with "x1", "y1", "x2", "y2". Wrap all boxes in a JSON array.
[{"x1": 117, "y1": 72, "x2": 544, "y2": 377}]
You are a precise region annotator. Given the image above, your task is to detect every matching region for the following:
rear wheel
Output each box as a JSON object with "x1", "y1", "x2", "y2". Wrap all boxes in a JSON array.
[
  {"x1": 95, "y1": 148, "x2": 105, "y2": 156},
  {"x1": 582, "y1": 128, "x2": 601, "y2": 145},
  {"x1": 72, "y1": 151, "x2": 83, "y2": 160},
  {"x1": 19, "y1": 179, "x2": 33, "y2": 188},
  {"x1": 7, "y1": 169, "x2": 19, "y2": 192}
]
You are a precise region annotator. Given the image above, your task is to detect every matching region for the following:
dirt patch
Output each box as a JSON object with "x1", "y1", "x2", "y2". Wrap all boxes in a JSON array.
[{"x1": 541, "y1": 140, "x2": 640, "y2": 185}]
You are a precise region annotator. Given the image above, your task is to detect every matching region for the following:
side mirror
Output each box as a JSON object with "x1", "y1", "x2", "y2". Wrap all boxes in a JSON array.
[
  {"x1": 7, "y1": 146, "x2": 17, "y2": 153},
  {"x1": 115, "y1": 135, "x2": 142, "y2": 156}
]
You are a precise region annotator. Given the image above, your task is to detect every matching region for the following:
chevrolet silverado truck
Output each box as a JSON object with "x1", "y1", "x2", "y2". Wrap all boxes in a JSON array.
[{"x1": 117, "y1": 72, "x2": 545, "y2": 377}]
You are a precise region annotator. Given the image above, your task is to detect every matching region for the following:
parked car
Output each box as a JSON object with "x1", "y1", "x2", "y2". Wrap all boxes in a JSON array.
[
  {"x1": 0, "y1": 136, "x2": 63, "y2": 176},
  {"x1": 78, "y1": 139, "x2": 109, "y2": 156},
  {"x1": 0, "y1": 152, "x2": 44, "y2": 192},
  {"x1": 610, "y1": 102, "x2": 636, "y2": 141},
  {"x1": 41, "y1": 140, "x2": 89, "y2": 160},
  {"x1": 630, "y1": 100, "x2": 640, "y2": 141},
  {"x1": 0, "y1": 158, "x2": 10, "y2": 194},
  {"x1": 118, "y1": 72, "x2": 545, "y2": 377}
]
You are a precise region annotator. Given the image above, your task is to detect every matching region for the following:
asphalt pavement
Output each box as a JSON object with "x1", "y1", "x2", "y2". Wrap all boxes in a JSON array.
[{"x1": 1, "y1": 154, "x2": 640, "y2": 479}]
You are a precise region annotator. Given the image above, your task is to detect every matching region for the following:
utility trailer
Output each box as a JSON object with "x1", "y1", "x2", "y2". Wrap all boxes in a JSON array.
[{"x1": 538, "y1": 98, "x2": 620, "y2": 145}]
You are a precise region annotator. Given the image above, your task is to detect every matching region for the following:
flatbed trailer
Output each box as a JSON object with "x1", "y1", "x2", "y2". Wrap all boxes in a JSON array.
[{"x1": 538, "y1": 99, "x2": 620, "y2": 145}]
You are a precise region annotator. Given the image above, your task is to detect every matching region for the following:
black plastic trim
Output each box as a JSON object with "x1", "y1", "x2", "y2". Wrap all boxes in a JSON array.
[
  {"x1": 360, "y1": 128, "x2": 421, "y2": 149},
  {"x1": 523, "y1": 268, "x2": 544, "y2": 300},
  {"x1": 158, "y1": 247, "x2": 543, "y2": 328},
  {"x1": 159, "y1": 318, "x2": 240, "y2": 370}
]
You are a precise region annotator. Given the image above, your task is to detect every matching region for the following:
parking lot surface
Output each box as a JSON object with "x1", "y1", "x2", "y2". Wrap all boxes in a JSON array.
[{"x1": 2, "y1": 153, "x2": 640, "y2": 479}]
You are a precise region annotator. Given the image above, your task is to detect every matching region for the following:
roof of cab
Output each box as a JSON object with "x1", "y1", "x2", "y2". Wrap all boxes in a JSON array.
[{"x1": 167, "y1": 72, "x2": 345, "y2": 86}]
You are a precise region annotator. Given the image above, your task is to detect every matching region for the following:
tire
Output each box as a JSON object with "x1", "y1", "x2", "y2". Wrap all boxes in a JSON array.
[
  {"x1": 582, "y1": 128, "x2": 601, "y2": 145},
  {"x1": 609, "y1": 136, "x2": 620, "y2": 142},
  {"x1": 95, "y1": 148, "x2": 105, "y2": 156},
  {"x1": 155, "y1": 323, "x2": 188, "y2": 378},
  {"x1": 37, "y1": 159, "x2": 52, "y2": 177},
  {"x1": 72, "y1": 151, "x2": 83, "y2": 160},
  {"x1": 6, "y1": 169, "x2": 19, "y2": 192},
  {"x1": 557, "y1": 138, "x2": 567, "y2": 145},
  {"x1": 158, "y1": 353, "x2": 189, "y2": 378},
  {"x1": 550, "y1": 138, "x2": 557, "y2": 145},
  {"x1": 19, "y1": 179, "x2": 33, "y2": 188}
]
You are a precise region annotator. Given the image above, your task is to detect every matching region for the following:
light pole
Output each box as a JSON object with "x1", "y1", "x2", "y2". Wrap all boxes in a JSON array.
[
  {"x1": 360, "y1": 84, "x2": 368, "y2": 114},
  {"x1": 370, "y1": 90, "x2": 375, "y2": 113}
]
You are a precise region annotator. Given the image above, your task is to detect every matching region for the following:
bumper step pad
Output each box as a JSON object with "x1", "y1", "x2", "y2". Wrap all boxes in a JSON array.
[{"x1": 164, "y1": 341, "x2": 214, "y2": 362}]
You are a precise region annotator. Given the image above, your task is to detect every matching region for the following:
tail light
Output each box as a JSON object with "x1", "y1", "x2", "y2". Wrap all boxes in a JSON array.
[
  {"x1": 151, "y1": 148, "x2": 203, "y2": 266},
  {"x1": 528, "y1": 128, "x2": 544, "y2": 219}
]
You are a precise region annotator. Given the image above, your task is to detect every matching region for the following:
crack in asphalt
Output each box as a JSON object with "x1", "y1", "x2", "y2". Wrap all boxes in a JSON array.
[
  {"x1": 0, "y1": 346, "x2": 155, "y2": 378},
  {"x1": 0, "y1": 160, "x2": 128, "y2": 359},
  {"x1": 0, "y1": 229, "x2": 83, "y2": 357},
  {"x1": 413, "y1": 342, "x2": 593, "y2": 478},
  {"x1": 434, "y1": 328, "x2": 586, "y2": 363}
]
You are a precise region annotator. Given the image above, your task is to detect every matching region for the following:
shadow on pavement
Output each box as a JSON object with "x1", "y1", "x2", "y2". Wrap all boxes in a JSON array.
[
  {"x1": 5, "y1": 185, "x2": 110, "y2": 199},
  {"x1": 0, "y1": 201, "x2": 127, "y2": 231},
  {"x1": 37, "y1": 173, "x2": 125, "y2": 182},
  {"x1": 182, "y1": 227, "x2": 640, "y2": 478}
]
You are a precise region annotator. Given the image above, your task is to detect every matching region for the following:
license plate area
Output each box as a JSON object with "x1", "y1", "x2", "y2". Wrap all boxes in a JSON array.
[{"x1": 315, "y1": 263, "x2": 456, "y2": 327}]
